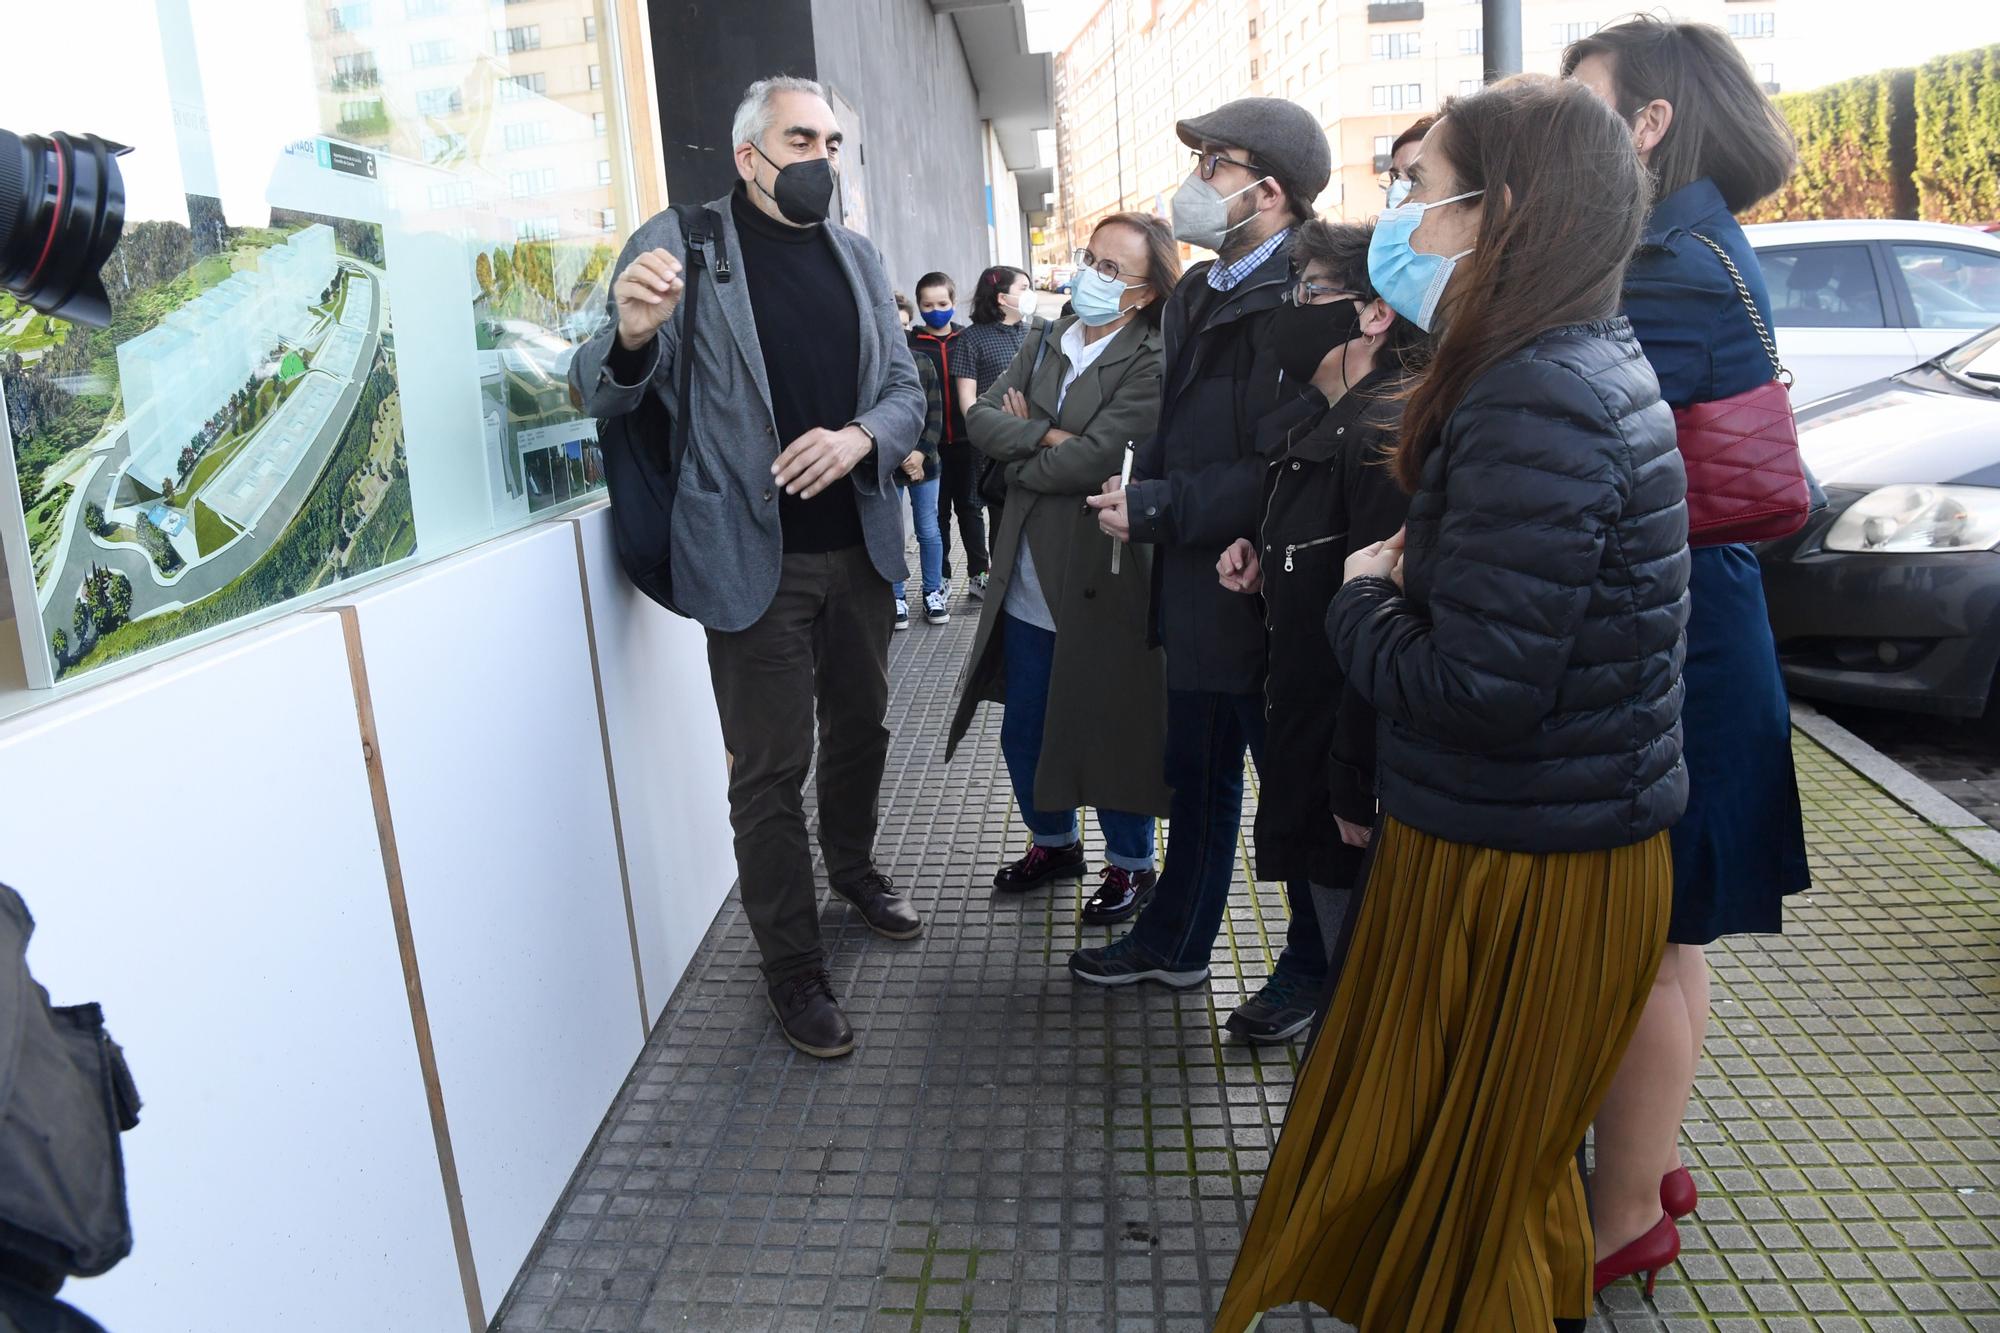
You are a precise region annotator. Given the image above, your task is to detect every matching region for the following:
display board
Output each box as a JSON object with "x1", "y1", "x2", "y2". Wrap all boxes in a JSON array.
[{"x1": 1, "y1": 0, "x2": 640, "y2": 690}]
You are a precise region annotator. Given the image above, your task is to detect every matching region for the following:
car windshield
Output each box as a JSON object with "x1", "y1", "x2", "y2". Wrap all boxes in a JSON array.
[{"x1": 1937, "y1": 322, "x2": 2000, "y2": 386}]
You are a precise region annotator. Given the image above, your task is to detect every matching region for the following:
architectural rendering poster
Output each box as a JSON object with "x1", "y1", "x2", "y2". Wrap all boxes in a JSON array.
[{"x1": 0, "y1": 163, "x2": 413, "y2": 688}]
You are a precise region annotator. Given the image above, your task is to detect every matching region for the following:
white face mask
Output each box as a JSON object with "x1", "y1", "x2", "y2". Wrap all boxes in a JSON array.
[
  {"x1": 1007, "y1": 288, "x2": 1038, "y2": 322},
  {"x1": 1171, "y1": 173, "x2": 1271, "y2": 251}
]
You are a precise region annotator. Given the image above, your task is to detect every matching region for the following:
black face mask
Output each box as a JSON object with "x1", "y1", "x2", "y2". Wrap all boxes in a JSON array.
[
  {"x1": 752, "y1": 144, "x2": 836, "y2": 225},
  {"x1": 1271, "y1": 297, "x2": 1365, "y2": 388}
]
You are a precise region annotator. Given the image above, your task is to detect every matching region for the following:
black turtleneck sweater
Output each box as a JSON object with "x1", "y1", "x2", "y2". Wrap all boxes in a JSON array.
[{"x1": 729, "y1": 185, "x2": 864, "y2": 553}]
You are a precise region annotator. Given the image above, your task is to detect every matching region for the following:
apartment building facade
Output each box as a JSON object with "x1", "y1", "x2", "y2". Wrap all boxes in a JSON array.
[{"x1": 1054, "y1": 0, "x2": 1792, "y2": 250}]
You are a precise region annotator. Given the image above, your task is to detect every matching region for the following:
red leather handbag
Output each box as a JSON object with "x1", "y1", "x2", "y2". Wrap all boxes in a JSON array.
[{"x1": 1673, "y1": 233, "x2": 1812, "y2": 547}]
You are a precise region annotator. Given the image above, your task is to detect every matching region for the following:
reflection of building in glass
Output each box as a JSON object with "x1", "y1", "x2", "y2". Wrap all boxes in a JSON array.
[
  {"x1": 118, "y1": 225, "x2": 338, "y2": 494},
  {"x1": 303, "y1": 0, "x2": 649, "y2": 241},
  {"x1": 1053, "y1": 0, "x2": 1793, "y2": 244}
]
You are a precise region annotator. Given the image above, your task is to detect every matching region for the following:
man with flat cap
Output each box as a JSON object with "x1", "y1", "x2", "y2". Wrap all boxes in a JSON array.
[{"x1": 1074, "y1": 97, "x2": 1335, "y2": 1045}]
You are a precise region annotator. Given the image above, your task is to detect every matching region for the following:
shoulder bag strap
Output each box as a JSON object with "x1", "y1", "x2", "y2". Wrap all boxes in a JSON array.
[
  {"x1": 667, "y1": 204, "x2": 719, "y2": 469},
  {"x1": 1689, "y1": 231, "x2": 1791, "y2": 387}
]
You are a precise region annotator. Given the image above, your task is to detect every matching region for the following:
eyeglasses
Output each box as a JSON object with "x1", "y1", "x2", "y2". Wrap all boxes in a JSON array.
[
  {"x1": 1191, "y1": 149, "x2": 1262, "y2": 181},
  {"x1": 1289, "y1": 278, "x2": 1361, "y2": 307},
  {"x1": 1071, "y1": 248, "x2": 1138, "y2": 284}
]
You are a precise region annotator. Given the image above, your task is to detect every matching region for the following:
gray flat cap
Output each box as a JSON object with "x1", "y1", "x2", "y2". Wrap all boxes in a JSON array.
[{"x1": 1176, "y1": 97, "x2": 1332, "y2": 199}]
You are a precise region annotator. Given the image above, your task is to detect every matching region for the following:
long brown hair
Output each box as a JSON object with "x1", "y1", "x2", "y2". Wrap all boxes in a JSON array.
[
  {"x1": 1092, "y1": 211, "x2": 1182, "y2": 329},
  {"x1": 1394, "y1": 76, "x2": 1652, "y2": 492},
  {"x1": 1563, "y1": 16, "x2": 1797, "y2": 213}
]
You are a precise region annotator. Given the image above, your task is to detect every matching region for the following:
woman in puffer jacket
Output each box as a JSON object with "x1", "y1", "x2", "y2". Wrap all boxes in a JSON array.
[{"x1": 1216, "y1": 76, "x2": 1689, "y2": 1333}]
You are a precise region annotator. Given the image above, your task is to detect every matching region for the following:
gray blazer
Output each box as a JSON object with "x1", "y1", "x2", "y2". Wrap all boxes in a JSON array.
[{"x1": 570, "y1": 192, "x2": 926, "y2": 631}]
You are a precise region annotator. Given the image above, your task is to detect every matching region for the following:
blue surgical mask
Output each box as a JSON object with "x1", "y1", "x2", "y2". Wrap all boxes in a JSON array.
[
  {"x1": 1367, "y1": 189, "x2": 1483, "y2": 332},
  {"x1": 1384, "y1": 177, "x2": 1413, "y2": 209},
  {"x1": 1070, "y1": 267, "x2": 1135, "y2": 327},
  {"x1": 921, "y1": 308, "x2": 954, "y2": 330}
]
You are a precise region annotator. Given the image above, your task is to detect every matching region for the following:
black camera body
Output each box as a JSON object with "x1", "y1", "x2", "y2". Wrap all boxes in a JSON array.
[{"x1": 0, "y1": 130, "x2": 129, "y2": 330}]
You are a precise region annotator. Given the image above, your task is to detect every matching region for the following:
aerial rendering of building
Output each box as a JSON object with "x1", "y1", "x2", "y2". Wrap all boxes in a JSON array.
[{"x1": 117, "y1": 224, "x2": 338, "y2": 494}]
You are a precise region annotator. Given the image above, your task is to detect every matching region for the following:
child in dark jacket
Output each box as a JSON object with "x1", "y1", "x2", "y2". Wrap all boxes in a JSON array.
[{"x1": 894, "y1": 351, "x2": 947, "y2": 628}]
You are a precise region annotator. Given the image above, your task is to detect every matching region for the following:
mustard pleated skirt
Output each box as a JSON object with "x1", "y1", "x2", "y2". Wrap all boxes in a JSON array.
[{"x1": 1215, "y1": 817, "x2": 1671, "y2": 1333}]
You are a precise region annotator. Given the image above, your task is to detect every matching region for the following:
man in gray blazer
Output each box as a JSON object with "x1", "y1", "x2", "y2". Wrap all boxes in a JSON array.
[{"x1": 571, "y1": 76, "x2": 927, "y2": 1060}]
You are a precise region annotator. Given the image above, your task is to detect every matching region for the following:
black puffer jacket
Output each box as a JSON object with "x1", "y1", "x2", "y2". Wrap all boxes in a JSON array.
[{"x1": 1328, "y1": 319, "x2": 1690, "y2": 854}]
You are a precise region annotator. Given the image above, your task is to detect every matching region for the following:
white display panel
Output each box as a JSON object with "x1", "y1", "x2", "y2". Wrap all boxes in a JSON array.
[
  {"x1": 0, "y1": 615, "x2": 468, "y2": 1333},
  {"x1": 332, "y1": 523, "x2": 644, "y2": 1321},
  {"x1": 572, "y1": 505, "x2": 737, "y2": 1021}
]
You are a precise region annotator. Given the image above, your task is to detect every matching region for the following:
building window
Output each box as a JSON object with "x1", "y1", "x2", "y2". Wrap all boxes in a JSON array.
[
  {"x1": 597, "y1": 159, "x2": 612, "y2": 186},
  {"x1": 327, "y1": 2, "x2": 371, "y2": 31},
  {"x1": 583, "y1": 15, "x2": 596, "y2": 40},
  {"x1": 1727, "y1": 11, "x2": 1775, "y2": 38},
  {"x1": 1248, "y1": 17, "x2": 1257, "y2": 37},
  {"x1": 593, "y1": 111, "x2": 607, "y2": 137},
  {"x1": 338, "y1": 97, "x2": 387, "y2": 133},
  {"x1": 1371, "y1": 83, "x2": 1423, "y2": 112},
  {"x1": 410, "y1": 38, "x2": 458, "y2": 66},
  {"x1": 1371, "y1": 32, "x2": 1421, "y2": 60},
  {"x1": 1551, "y1": 21, "x2": 1599, "y2": 47},
  {"x1": 1459, "y1": 78, "x2": 1481, "y2": 96},
  {"x1": 416, "y1": 86, "x2": 463, "y2": 116},
  {"x1": 503, "y1": 121, "x2": 550, "y2": 151},
  {"x1": 1372, "y1": 134, "x2": 1394, "y2": 167},
  {"x1": 331, "y1": 53, "x2": 378, "y2": 90},
  {"x1": 499, "y1": 72, "x2": 547, "y2": 100},
  {"x1": 599, "y1": 207, "x2": 617, "y2": 233},
  {"x1": 499, "y1": 24, "x2": 540, "y2": 53},
  {"x1": 516, "y1": 216, "x2": 560, "y2": 242},
  {"x1": 1459, "y1": 28, "x2": 1482, "y2": 54},
  {"x1": 404, "y1": 0, "x2": 449, "y2": 15},
  {"x1": 1250, "y1": 58, "x2": 1260, "y2": 79},
  {"x1": 420, "y1": 132, "x2": 466, "y2": 163},
  {"x1": 427, "y1": 181, "x2": 474, "y2": 210},
  {"x1": 588, "y1": 63, "x2": 602, "y2": 89},
  {"x1": 509, "y1": 167, "x2": 558, "y2": 197}
]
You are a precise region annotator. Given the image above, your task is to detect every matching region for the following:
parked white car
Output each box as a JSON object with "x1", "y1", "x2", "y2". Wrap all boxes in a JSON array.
[{"x1": 1743, "y1": 220, "x2": 2000, "y2": 405}]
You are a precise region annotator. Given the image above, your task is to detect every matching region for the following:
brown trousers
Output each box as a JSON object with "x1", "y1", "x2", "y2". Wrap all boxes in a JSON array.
[{"x1": 705, "y1": 546, "x2": 893, "y2": 981}]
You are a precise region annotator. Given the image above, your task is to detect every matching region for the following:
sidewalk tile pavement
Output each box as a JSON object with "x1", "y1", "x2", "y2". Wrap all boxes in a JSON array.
[{"x1": 495, "y1": 578, "x2": 2000, "y2": 1333}]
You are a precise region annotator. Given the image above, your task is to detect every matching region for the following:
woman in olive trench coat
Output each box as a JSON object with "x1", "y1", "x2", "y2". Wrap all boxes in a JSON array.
[{"x1": 946, "y1": 262, "x2": 1174, "y2": 925}]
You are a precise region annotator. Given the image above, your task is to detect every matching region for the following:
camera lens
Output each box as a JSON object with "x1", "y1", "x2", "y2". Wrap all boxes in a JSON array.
[{"x1": 0, "y1": 129, "x2": 129, "y2": 329}]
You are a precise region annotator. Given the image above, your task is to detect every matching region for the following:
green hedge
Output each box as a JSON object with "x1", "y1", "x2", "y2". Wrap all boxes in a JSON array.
[
  {"x1": 1745, "y1": 69, "x2": 1916, "y2": 223},
  {"x1": 1914, "y1": 45, "x2": 2000, "y2": 223}
]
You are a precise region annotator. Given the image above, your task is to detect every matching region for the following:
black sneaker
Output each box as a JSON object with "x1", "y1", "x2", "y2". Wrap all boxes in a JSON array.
[
  {"x1": 829, "y1": 871, "x2": 922, "y2": 940},
  {"x1": 1068, "y1": 934, "x2": 1210, "y2": 989},
  {"x1": 767, "y1": 968, "x2": 855, "y2": 1059},
  {"x1": 1080, "y1": 866, "x2": 1157, "y2": 926},
  {"x1": 993, "y1": 841, "x2": 1087, "y2": 892},
  {"x1": 1225, "y1": 972, "x2": 1320, "y2": 1044}
]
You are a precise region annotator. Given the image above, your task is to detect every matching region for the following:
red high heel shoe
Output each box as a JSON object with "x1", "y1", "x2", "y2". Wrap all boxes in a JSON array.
[
  {"x1": 1594, "y1": 1214, "x2": 1680, "y2": 1297},
  {"x1": 1661, "y1": 1165, "x2": 1698, "y2": 1219}
]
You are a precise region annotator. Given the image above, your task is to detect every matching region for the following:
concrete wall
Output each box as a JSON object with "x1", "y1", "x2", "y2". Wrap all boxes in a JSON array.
[{"x1": 812, "y1": 0, "x2": 989, "y2": 305}]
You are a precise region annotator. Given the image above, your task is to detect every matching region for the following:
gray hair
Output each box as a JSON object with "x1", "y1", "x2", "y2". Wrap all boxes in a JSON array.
[{"x1": 730, "y1": 76, "x2": 829, "y2": 150}]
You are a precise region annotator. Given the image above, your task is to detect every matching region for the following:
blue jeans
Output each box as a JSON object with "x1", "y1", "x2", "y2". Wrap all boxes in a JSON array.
[
  {"x1": 893, "y1": 476, "x2": 943, "y2": 602},
  {"x1": 1000, "y1": 615, "x2": 1155, "y2": 873},
  {"x1": 1127, "y1": 690, "x2": 1325, "y2": 982}
]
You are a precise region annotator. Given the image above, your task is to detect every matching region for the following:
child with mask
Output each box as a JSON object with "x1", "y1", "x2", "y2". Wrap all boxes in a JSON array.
[
  {"x1": 908, "y1": 272, "x2": 987, "y2": 605},
  {"x1": 1215, "y1": 219, "x2": 1423, "y2": 973}
]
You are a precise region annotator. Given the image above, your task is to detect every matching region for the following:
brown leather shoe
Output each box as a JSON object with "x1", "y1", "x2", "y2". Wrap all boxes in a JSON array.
[
  {"x1": 829, "y1": 872, "x2": 923, "y2": 940},
  {"x1": 1081, "y1": 865, "x2": 1157, "y2": 925},
  {"x1": 766, "y1": 968, "x2": 855, "y2": 1059}
]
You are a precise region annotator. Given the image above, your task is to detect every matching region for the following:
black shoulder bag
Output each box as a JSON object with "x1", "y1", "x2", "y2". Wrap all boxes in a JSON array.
[{"x1": 596, "y1": 203, "x2": 722, "y2": 615}]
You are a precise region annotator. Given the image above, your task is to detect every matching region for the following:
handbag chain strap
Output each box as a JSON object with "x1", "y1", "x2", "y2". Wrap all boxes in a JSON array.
[{"x1": 1689, "y1": 231, "x2": 1791, "y2": 388}]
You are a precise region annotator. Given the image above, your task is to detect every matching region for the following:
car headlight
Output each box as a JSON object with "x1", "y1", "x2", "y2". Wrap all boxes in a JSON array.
[{"x1": 1822, "y1": 484, "x2": 2000, "y2": 553}]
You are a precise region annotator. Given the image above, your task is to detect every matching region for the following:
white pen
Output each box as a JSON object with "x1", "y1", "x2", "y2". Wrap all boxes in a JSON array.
[{"x1": 1111, "y1": 441, "x2": 1134, "y2": 574}]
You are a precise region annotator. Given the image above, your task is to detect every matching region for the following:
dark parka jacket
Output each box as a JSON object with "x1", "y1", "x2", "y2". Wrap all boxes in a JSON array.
[
  {"x1": 1122, "y1": 244, "x2": 1295, "y2": 695},
  {"x1": 947, "y1": 316, "x2": 1173, "y2": 819},
  {"x1": 1251, "y1": 369, "x2": 1411, "y2": 886},
  {"x1": 1329, "y1": 320, "x2": 1691, "y2": 854}
]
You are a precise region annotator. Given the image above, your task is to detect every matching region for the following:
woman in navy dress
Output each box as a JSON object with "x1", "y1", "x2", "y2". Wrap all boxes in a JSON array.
[{"x1": 1568, "y1": 17, "x2": 1813, "y2": 1284}]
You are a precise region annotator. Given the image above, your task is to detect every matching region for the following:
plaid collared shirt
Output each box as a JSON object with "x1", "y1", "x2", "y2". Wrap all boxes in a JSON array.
[{"x1": 1206, "y1": 227, "x2": 1293, "y2": 292}]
